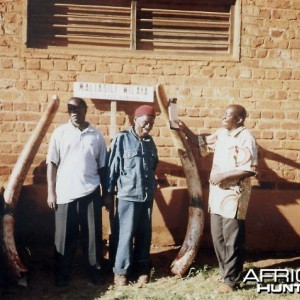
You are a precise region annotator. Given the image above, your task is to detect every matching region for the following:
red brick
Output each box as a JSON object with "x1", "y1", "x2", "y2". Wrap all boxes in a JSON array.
[
  {"x1": 68, "y1": 61, "x2": 82, "y2": 71},
  {"x1": 276, "y1": 91, "x2": 288, "y2": 100},
  {"x1": 26, "y1": 59, "x2": 40, "y2": 70},
  {"x1": 54, "y1": 61, "x2": 68, "y2": 71},
  {"x1": 15, "y1": 80, "x2": 27, "y2": 89},
  {"x1": 258, "y1": 121, "x2": 278, "y2": 130},
  {"x1": 18, "y1": 112, "x2": 41, "y2": 122},
  {"x1": 248, "y1": 110, "x2": 261, "y2": 119},
  {"x1": 287, "y1": 132, "x2": 299, "y2": 140},
  {"x1": 83, "y1": 62, "x2": 96, "y2": 72},
  {"x1": 158, "y1": 147, "x2": 171, "y2": 157},
  {"x1": 0, "y1": 154, "x2": 18, "y2": 165},
  {"x1": 136, "y1": 65, "x2": 150, "y2": 74},
  {"x1": 1, "y1": 58, "x2": 13, "y2": 68},
  {"x1": 281, "y1": 121, "x2": 299, "y2": 130},
  {"x1": 163, "y1": 66, "x2": 176, "y2": 75},
  {"x1": 0, "y1": 69, "x2": 19, "y2": 80},
  {"x1": 186, "y1": 108, "x2": 199, "y2": 117},
  {"x1": 123, "y1": 64, "x2": 136, "y2": 74},
  {"x1": 27, "y1": 80, "x2": 42, "y2": 90},
  {"x1": 273, "y1": 111, "x2": 284, "y2": 119},
  {"x1": 0, "y1": 112, "x2": 17, "y2": 121},
  {"x1": 261, "y1": 111, "x2": 273, "y2": 119},
  {"x1": 283, "y1": 171, "x2": 297, "y2": 181},
  {"x1": 289, "y1": 40, "x2": 300, "y2": 49},
  {"x1": 282, "y1": 141, "x2": 300, "y2": 150},
  {"x1": 275, "y1": 132, "x2": 287, "y2": 140},
  {"x1": 285, "y1": 112, "x2": 299, "y2": 120},
  {"x1": 41, "y1": 60, "x2": 54, "y2": 70},
  {"x1": 261, "y1": 131, "x2": 274, "y2": 139}
]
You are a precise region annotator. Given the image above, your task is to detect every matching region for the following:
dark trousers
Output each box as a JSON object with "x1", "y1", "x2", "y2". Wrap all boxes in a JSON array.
[
  {"x1": 113, "y1": 199, "x2": 153, "y2": 276},
  {"x1": 54, "y1": 187, "x2": 102, "y2": 280},
  {"x1": 210, "y1": 213, "x2": 245, "y2": 287}
]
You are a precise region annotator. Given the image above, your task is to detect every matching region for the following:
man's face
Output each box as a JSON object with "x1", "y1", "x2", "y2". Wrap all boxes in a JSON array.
[
  {"x1": 134, "y1": 115, "x2": 155, "y2": 138},
  {"x1": 222, "y1": 106, "x2": 241, "y2": 131},
  {"x1": 67, "y1": 99, "x2": 87, "y2": 128}
]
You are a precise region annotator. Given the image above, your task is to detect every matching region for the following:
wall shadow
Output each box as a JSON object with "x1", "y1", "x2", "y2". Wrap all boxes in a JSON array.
[
  {"x1": 154, "y1": 142, "x2": 300, "y2": 251},
  {"x1": 154, "y1": 159, "x2": 211, "y2": 247},
  {"x1": 246, "y1": 145, "x2": 300, "y2": 252},
  {"x1": 255, "y1": 145, "x2": 300, "y2": 190}
]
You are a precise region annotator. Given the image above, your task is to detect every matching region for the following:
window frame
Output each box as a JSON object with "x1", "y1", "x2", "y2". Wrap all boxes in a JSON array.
[{"x1": 22, "y1": 0, "x2": 241, "y2": 62}]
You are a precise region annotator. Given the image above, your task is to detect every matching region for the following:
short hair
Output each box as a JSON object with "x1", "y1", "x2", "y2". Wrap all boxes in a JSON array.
[
  {"x1": 68, "y1": 97, "x2": 87, "y2": 107},
  {"x1": 228, "y1": 104, "x2": 247, "y2": 120}
]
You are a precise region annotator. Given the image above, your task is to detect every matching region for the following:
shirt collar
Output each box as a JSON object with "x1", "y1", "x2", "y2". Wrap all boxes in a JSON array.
[
  {"x1": 226, "y1": 126, "x2": 245, "y2": 137},
  {"x1": 130, "y1": 125, "x2": 151, "y2": 141},
  {"x1": 68, "y1": 121, "x2": 93, "y2": 133}
]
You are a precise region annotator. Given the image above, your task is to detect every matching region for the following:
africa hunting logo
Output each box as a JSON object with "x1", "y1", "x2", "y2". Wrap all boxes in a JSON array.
[{"x1": 243, "y1": 269, "x2": 300, "y2": 294}]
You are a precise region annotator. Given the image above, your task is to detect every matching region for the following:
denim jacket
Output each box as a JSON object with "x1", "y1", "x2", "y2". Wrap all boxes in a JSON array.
[{"x1": 107, "y1": 126, "x2": 158, "y2": 202}]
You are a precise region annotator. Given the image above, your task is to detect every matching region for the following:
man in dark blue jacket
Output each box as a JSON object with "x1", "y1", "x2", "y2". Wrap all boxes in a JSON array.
[{"x1": 107, "y1": 105, "x2": 158, "y2": 287}]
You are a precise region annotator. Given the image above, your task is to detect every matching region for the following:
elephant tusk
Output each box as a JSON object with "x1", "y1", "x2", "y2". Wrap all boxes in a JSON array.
[
  {"x1": 156, "y1": 84, "x2": 205, "y2": 277},
  {"x1": 2, "y1": 96, "x2": 59, "y2": 282},
  {"x1": 2, "y1": 214, "x2": 28, "y2": 278},
  {"x1": 4, "y1": 95, "x2": 60, "y2": 209}
]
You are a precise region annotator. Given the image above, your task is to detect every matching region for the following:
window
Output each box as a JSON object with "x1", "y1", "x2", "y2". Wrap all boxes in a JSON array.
[{"x1": 26, "y1": 0, "x2": 240, "y2": 58}]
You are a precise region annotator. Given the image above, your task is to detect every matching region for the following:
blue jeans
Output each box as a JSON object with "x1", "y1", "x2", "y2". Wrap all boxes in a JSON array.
[{"x1": 113, "y1": 199, "x2": 153, "y2": 276}]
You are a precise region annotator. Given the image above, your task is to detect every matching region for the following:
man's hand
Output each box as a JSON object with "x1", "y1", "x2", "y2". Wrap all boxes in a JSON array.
[
  {"x1": 176, "y1": 120, "x2": 200, "y2": 148},
  {"x1": 102, "y1": 193, "x2": 114, "y2": 211},
  {"x1": 175, "y1": 120, "x2": 186, "y2": 131},
  {"x1": 47, "y1": 193, "x2": 57, "y2": 211}
]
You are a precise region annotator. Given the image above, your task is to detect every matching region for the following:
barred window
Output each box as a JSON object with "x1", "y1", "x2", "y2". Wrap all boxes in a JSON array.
[{"x1": 26, "y1": 0, "x2": 240, "y2": 58}]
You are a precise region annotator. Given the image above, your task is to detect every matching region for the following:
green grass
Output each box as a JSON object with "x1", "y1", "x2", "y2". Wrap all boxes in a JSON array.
[{"x1": 1, "y1": 246, "x2": 300, "y2": 299}]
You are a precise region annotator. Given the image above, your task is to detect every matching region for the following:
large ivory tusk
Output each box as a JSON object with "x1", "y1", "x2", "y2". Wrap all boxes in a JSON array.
[
  {"x1": 156, "y1": 84, "x2": 205, "y2": 276},
  {"x1": 2, "y1": 95, "x2": 59, "y2": 280},
  {"x1": 4, "y1": 95, "x2": 60, "y2": 208},
  {"x1": 2, "y1": 214, "x2": 28, "y2": 278}
]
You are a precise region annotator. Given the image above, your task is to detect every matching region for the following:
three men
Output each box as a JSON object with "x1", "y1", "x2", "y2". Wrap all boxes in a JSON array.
[{"x1": 47, "y1": 97, "x2": 256, "y2": 293}]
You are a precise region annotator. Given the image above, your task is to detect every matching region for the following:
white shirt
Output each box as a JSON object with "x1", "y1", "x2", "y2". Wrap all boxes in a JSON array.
[
  {"x1": 46, "y1": 121, "x2": 107, "y2": 204},
  {"x1": 205, "y1": 127, "x2": 257, "y2": 219}
]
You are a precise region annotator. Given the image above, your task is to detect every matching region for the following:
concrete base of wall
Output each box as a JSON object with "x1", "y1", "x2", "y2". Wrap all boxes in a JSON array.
[{"x1": 15, "y1": 185, "x2": 300, "y2": 252}]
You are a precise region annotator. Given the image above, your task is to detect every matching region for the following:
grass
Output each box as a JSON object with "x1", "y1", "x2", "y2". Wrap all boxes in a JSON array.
[
  {"x1": 96, "y1": 266, "x2": 295, "y2": 300},
  {"x1": 1, "y1": 246, "x2": 300, "y2": 299}
]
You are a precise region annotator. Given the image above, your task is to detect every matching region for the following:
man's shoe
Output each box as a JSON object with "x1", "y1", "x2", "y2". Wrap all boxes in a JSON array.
[
  {"x1": 206, "y1": 274, "x2": 223, "y2": 283},
  {"x1": 216, "y1": 283, "x2": 236, "y2": 294},
  {"x1": 114, "y1": 274, "x2": 128, "y2": 287},
  {"x1": 90, "y1": 267, "x2": 104, "y2": 285},
  {"x1": 137, "y1": 274, "x2": 150, "y2": 287},
  {"x1": 55, "y1": 277, "x2": 69, "y2": 287}
]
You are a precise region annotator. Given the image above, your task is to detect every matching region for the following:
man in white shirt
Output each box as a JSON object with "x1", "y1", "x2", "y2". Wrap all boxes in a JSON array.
[
  {"x1": 178, "y1": 104, "x2": 257, "y2": 293},
  {"x1": 47, "y1": 97, "x2": 108, "y2": 287}
]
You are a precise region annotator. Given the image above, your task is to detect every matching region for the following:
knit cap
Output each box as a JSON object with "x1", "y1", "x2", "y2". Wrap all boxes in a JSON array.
[{"x1": 134, "y1": 105, "x2": 156, "y2": 117}]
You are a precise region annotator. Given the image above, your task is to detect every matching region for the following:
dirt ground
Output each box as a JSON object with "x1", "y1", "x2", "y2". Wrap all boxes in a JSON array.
[{"x1": 1, "y1": 243, "x2": 300, "y2": 300}]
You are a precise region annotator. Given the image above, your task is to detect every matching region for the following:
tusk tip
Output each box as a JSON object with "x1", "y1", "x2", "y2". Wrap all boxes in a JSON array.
[{"x1": 51, "y1": 95, "x2": 59, "y2": 101}]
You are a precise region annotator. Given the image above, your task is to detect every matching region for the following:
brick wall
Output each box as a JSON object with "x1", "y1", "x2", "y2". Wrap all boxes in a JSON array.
[{"x1": 0, "y1": 0, "x2": 299, "y2": 250}]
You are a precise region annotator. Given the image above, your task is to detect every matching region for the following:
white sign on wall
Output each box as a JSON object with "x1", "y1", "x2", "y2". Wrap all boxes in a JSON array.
[{"x1": 73, "y1": 82, "x2": 154, "y2": 102}]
